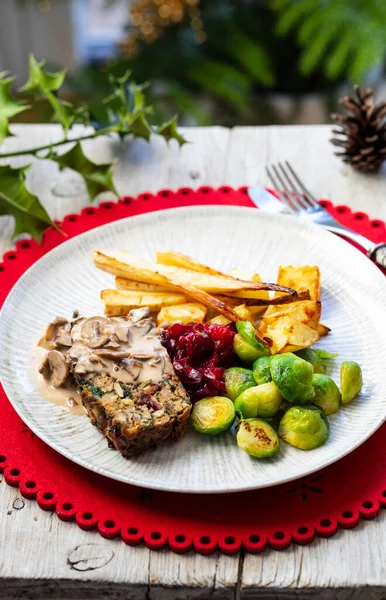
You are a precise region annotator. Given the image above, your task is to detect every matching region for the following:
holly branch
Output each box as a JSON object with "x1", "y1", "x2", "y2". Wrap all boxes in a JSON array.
[{"x1": 0, "y1": 55, "x2": 186, "y2": 242}]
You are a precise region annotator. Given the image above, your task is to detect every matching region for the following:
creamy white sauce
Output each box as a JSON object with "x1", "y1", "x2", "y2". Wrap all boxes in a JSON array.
[
  {"x1": 30, "y1": 344, "x2": 85, "y2": 416},
  {"x1": 69, "y1": 316, "x2": 171, "y2": 384},
  {"x1": 33, "y1": 310, "x2": 171, "y2": 414}
]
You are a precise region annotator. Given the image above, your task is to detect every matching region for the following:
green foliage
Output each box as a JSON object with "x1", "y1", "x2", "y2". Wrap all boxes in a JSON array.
[
  {"x1": 225, "y1": 31, "x2": 276, "y2": 87},
  {"x1": 0, "y1": 72, "x2": 29, "y2": 142},
  {"x1": 187, "y1": 59, "x2": 251, "y2": 113},
  {"x1": 273, "y1": 0, "x2": 386, "y2": 82},
  {"x1": 0, "y1": 165, "x2": 55, "y2": 241},
  {"x1": 21, "y1": 55, "x2": 74, "y2": 132},
  {"x1": 156, "y1": 116, "x2": 186, "y2": 146},
  {"x1": 56, "y1": 0, "x2": 386, "y2": 128},
  {"x1": 114, "y1": 0, "x2": 337, "y2": 126},
  {"x1": 52, "y1": 143, "x2": 118, "y2": 200},
  {"x1": 21, "y1": 55, "x2": 66, "y2": 94},
  {"x1": 0, "y1": 55, "x2": 185, "y2": 241}
]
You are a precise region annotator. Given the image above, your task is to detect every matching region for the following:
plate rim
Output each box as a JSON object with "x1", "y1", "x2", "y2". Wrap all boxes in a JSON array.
[{"x1": 1, "y1": 204, "x2": 385, "y2": 494}]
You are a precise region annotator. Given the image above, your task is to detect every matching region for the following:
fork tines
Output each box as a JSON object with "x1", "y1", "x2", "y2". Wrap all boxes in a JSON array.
[{"x1": 266, "y1": 161, "x2": 319, "y2": 212}]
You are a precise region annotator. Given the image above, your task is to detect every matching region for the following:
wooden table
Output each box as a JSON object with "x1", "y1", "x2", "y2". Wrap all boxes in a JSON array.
[{"x1": 1, "y1": 124, "x2": 386, "y2": 599}]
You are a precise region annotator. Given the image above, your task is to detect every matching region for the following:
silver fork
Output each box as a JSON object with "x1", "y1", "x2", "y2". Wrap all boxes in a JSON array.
[{"x1": 251, "y1": 161, "x2": 386, "y2": 269}]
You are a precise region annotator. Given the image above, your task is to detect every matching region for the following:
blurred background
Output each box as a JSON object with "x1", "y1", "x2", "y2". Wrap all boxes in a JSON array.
[{"x1": 1, "y1": 0, "x2": 386, "y2": 127}]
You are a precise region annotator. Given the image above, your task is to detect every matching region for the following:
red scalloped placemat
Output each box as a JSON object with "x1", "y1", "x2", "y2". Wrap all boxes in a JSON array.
[{"x1": 1, "y1": 186, "x2": 386, "y2": 556}]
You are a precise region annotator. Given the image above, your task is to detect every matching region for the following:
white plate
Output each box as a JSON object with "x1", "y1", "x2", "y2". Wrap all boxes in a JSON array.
[{"x1": 1, "y1": 206, "x2": 385, "y2": 494}]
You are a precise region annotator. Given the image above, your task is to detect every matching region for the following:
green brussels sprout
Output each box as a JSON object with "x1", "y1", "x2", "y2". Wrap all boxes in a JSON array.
[
  {"x1": 237, "y1": 418, "x2": 280, "y2": 458},
  {"x1": 295, "y1": 349, "x2": 326, "y2": 374},
  {"x1": 236, "y1": 321, "x2": 269, "y2": 351},
  {"x1": 191, "y1": 396, "x2": 236, "y2": 435},
  {"x1": 312, "y1": 374, "x2": 341, "y2": 415},
  {"x1": 296, "y1": 349, "x2": 339, "y2": 374},
  {"x1": 234, "y1": 334, "x2": 269, "y2": 364},
  {"x1": 234, "y1": 382, "x2": 282, "y2": 419},
  {"x1": 224, "y1": 367, "x2": 256, "y2": 401},
  {"x1": 234, "y1": 322, "x2": 270, "y2": 364},
  {"x1": 340, "y1": 361, "x2": 363, "y2": 404},
  {"x1": 279, "y1": 405, "x2": 330, "y2": 450},
  {"x1": 253, "y1": 356, "x2": 272, "y2": 384},
  {"x1": 270, "y1": 352, "x2": 315, "y2": 404}
]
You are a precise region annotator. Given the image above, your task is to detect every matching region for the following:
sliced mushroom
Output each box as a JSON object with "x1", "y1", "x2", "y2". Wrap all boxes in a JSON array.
[
  {"x1": 74, "y1": 351, "x2": 111, "y2": 374},
  {"x1": 38, "y1": 355, "x2": 50, "y2": 378},
  {"x1": 48, "y1": 350, "x2": 70, "y2": 387},
  {"x1": 147, "y1": 355, "x2": 164, "y2": 370},
  {"x1": 88, "y1": 354, "x2": 103, "y2": 363},
  {"x1": 55, "y1": 332, "x2": 73, "y2": 347},
  {"x1": 74, "y1": 355, "x2": 95, "y2": 374},
  {"x1": 119, "y1": 358, "x2": 143, "y2": 381},
  {"x1": 81, "y1": 317, "x2": 110, "y2": 348},
  {"x1": 103, "y1": 334, "x2": 120, "y2": 349},
  {"x1": 40, "y1": 350, "x2": 70, "y2": 387},
  {"x1": 131, "y1": 318, "x2": 153, "y2": 337},
  {"x1": 114, "y1": 324, "x2": 131, "y2": 343},
  {"x1": 71, "y1": 317, "x2": 86, "y2": 327},
  {"x1": 68, "y1": 343, "x2": 84, "y2": 360},
  {"x1": 130, "y1": 352, "x2": 159, "y2": 360},
  {"x1": 69, "y1": 318, "x2": 86, "y2": 342},
  {"x1": 44, "y1": 317, "x2": 69, "y2": 342},
  {"x1": 129, "y1": 307, "x2": 150, "y2": 322},
  {"x1": 38, "y1": 336, "x2": 53, "y2": 351},
  {"x1": 93, "y1": 349, "x2": 130, "y2": 360}
]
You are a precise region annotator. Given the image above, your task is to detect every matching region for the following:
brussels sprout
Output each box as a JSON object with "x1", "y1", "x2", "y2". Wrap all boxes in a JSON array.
[
  {"x1": 224, "y1": 367, "x2": 256, "y2": 401},
  {"x1": 296, "y1": 349, "x2": 339, "y2": 374},
  {"x1": 279, "y1": 405, "x2": 330, "y2": 450},
  {"x1": 234, "y1": 322, "x2": 270, "y2": 364},
  {"x1": 234, "y1": 382, "x2": 282, "y2": 419},
  {"x1": 253, "y1": 356, "x2": 272, "y2": 384},
  {"x1": 312, "y1": 374, "x2": 341, "y2": 415},
  {"x1": 237, "y1": 418, "x2": 280, "y2": 458},
  {"x1": 191, "y1": 396, "x2": 236, "y2": 435},
  {"x1": 340, "y1": 361, "x2": 363, "y2": 404},
  {"x1": 234, "y1": 334, "x2": 268, "y2": 364},
  {"x1": 270, "y1": 352, "x2": 315, "y2": 404},
  {"x1": 295, "y1": 349, "x2": 326, "y2": 374},
  {"x1": 236, "y1": 321, "x2": 269, "y2": 351}
]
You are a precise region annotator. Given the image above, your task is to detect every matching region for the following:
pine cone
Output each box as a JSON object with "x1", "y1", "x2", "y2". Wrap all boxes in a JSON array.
[{"x1": 331, "y1": 85, "x2": 386, "y2": 172}]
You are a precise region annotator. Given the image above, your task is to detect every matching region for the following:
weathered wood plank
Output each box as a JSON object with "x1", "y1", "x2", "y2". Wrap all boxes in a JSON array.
[
  {"x1": 0, "y1": 479, "x2": 239, "y2": 598},
  {"x1": 241, "y1": 514, "x2": 386, "y2": 596}
]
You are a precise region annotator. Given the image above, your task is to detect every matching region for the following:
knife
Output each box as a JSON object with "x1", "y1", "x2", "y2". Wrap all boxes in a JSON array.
[{"x1": 247, "y1": 185, "x2": 290, "y2": 214}]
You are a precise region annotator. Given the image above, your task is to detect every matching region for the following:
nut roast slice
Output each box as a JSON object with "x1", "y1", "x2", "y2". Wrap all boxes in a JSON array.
[{"x1": 38, "y1": 308, "x2": 191, "y2": 457}]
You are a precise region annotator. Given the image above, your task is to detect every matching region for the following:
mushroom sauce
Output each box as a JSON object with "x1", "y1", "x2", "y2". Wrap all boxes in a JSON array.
[
  {"x1": 31, "y1": 345, "x2": 85, "y2": 415},
  {"x1": 34, "y1": 308, "x2": 171, "y2": 414}
]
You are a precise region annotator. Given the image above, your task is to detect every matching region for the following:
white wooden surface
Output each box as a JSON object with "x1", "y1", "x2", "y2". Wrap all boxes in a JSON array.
[{"x1": 1, "y1": 124, "x2": 386, "y2": 599}]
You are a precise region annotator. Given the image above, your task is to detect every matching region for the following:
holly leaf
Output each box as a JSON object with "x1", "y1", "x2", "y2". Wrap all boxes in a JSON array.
[
  {"x1": 0, "y1": 72, "x2": 29, "y2": 142},
  {"x1": 155, "y1": 116, "x2": 187, "y2": 146},
  {"x1": 20, "y1": 55, "x2": 74, "y2": 133},
  {"x1": 128, "y1": 112, "x2": 152, "y2": 141},
  {"x1": 0, "y1": 165, "x2": 55, "y2": 241},
  {"x1": 20, "y1": 55, "x2": 66, "y2": 94},
  {"x1": 125, "y1": 80, "x2": 149, "y2": 114},
  {"x1": 52, "y1": 143, "x2": 118, "y2": 200},
  {"x1": 48, "y1": 96, "x2": 75, "y2": 132},
  {"x1": 91, "y1": 73, "x2": 185, "y2": 145}
]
